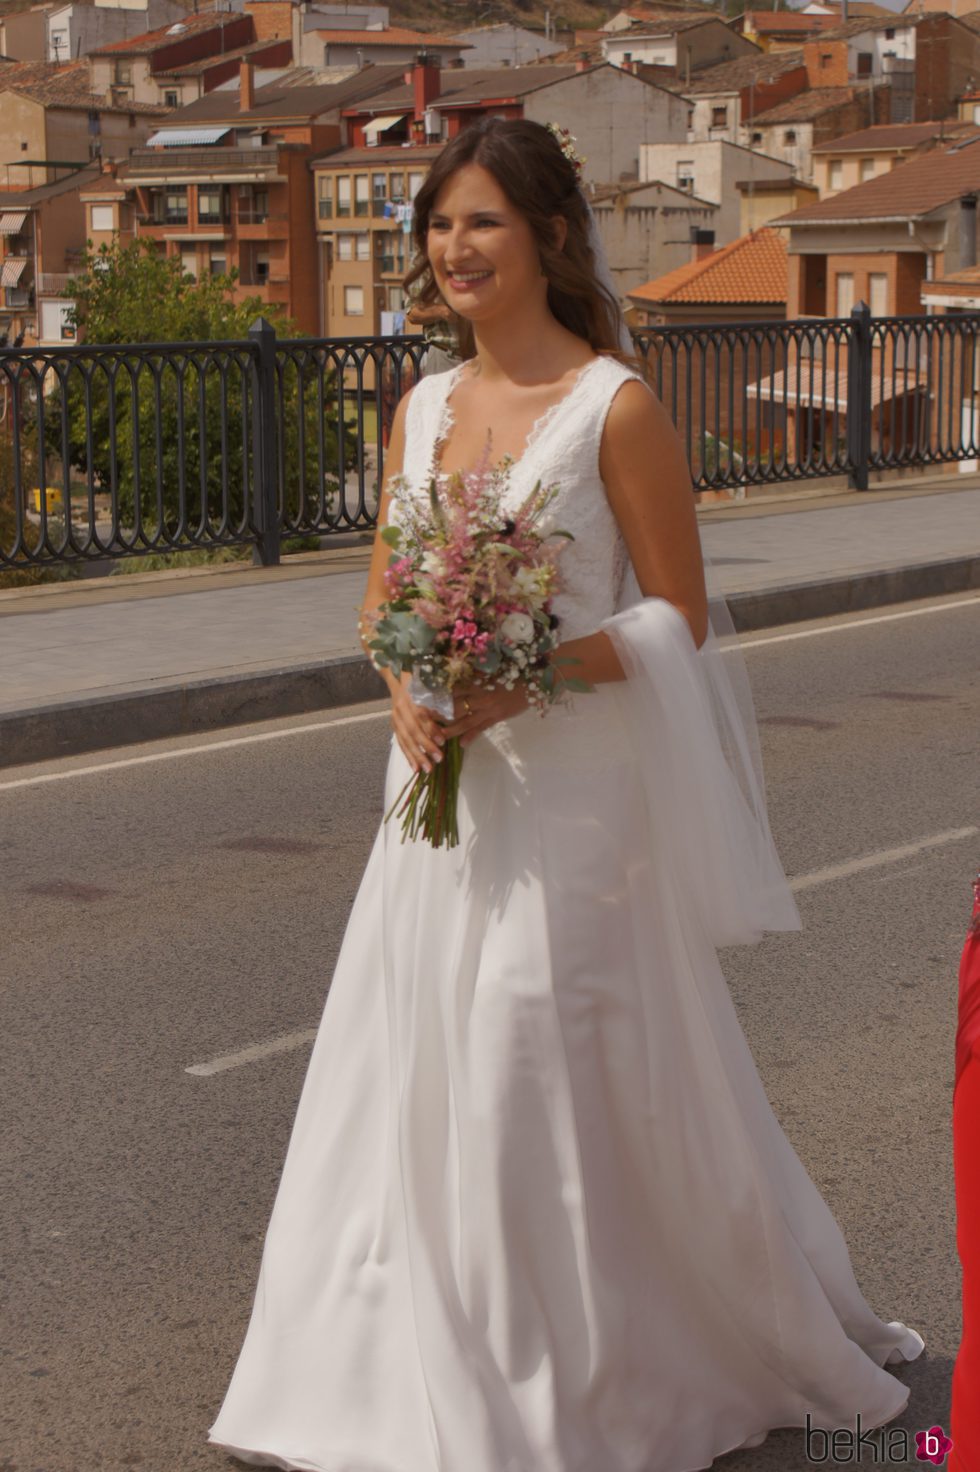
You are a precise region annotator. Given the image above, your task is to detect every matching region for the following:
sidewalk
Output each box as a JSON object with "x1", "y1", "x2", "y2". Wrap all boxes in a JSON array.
[{"x1": 1, "y1": 477, "x2": 978, "y2": 770}]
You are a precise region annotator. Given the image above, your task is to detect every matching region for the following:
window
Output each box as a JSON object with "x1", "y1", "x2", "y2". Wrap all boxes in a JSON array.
[
  {"x1": 676, "y1": 161, "x2": 694, "y2": 192},
  {"x1": 355, "y1": 232, "x2": 370, "y2": 261},
  {"x1": 856, "y1": 52, "x2": 873, "y2": 77},
  {"x1": 354, "y1": 174, "x2": 369, "y2": 216},
  {"x1": 974, "y1": 103, "x2": 980, "y2": 124},
  {"x1": 390, "y1": 171, "x2": 405, "y2": 202},
  {"x1": 372, "y1": 172, "x2": 387, "y2": 200},
  {"x1": 337, "y1": 234, "x2": 354, "y2": 261},
  {"x1": 820, "y1": 52, "x2": 833, "y2": 67},
  {"x1": 408, "y1": 171, "x2": 424, "y2": 200},
  {"x1": 750, "y1": 131, "x2": 763, "y2": 145},
  {"x1": 388, "y1": 285, "x2": 405, "y2": 311},
  {"x1": 835, "y1": 272, "x2": 854, "y2": 317},
  {"x1": 209, "y1": 250, "x2": 227, "y2": 277},
  {"x1": 344, "y1": 284, "x2": 365, "y2": 315},
  {"x1": 90, "y1": 204, "x2": 114, "y2": 232},
  {"x1": 113, "y1": 60, "x2": 132, "y2": 86},
  {"x1": 783, "y1": 130, "x2": 796, "y2": 145},
  {"x1": 156, "y1": 187, "x2": 187, "y2": 224},
  {"x1": 163, "y1": 90, "x2": 178, "y2": 108},
  {"x1": 829, "y1": 159, "x2": 843, "y2": 191},
  {"x1": 180, "y1": 248, "x2": 198, "y2": 279},
  {"x1": 255, "y1": 253, "x2": 270, "y2": 284},
  {"x1": 317, "y1": 175, "x2": 332, "y2": 218},
  {"x1": 711, "y1": 105, "x2": 727, "y2": 129},
  {"x1": 884, "y1": 26, "x2": 895, "y2": 38},
  {"x1": 860, "y1": 157, "x2": 875, "y2": 182},
  {"x1": 336, "y1": 176, "x2": 351, "y2": 217},
  {"x1": 869, "y1": 272, "x2": 888, "y2": 317},
  {"x1": 197, "y1": 188, "x2": 225, "y2": 225}
]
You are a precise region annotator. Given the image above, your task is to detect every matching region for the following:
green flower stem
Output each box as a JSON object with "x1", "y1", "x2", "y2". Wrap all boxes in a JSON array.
[{"x1": 383, "y1": 736, "x2": 464, "y2": 849}]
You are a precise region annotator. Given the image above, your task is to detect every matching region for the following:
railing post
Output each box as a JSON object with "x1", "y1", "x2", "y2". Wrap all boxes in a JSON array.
[
  {"x1": 847, "y1": 301, "x2": 872, "y2": 491},
  {"x1": 249, "y1": 316, "x2": 280, "y2": 567}
]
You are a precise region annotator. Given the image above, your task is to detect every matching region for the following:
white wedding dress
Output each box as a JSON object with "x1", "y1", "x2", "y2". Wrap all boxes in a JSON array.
[{"x1": 206, "y1": 354, "x2": 924, "y2": 1472}]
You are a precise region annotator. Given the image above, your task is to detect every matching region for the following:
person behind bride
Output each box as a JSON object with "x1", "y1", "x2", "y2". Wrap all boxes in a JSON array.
[{"x1": 206, "y1": 117, "x2": 925, "y2": 1472}]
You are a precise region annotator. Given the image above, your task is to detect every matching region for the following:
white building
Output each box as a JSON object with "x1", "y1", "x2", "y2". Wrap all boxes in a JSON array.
[
  {"x1": 640, "y1": 138, "x2": 796, "y2": 243},
  {"x1": 46, "y1": 0, "x2": 187, "y2": 62},
  {"x1": 450, "y1": 22, "x2": 563, "y2": 68}
]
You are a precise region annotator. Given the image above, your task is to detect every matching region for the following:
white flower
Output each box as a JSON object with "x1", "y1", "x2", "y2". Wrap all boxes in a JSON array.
[
  {"x1": 500, "y1": 611, "x2": 535, "y2": 644},
  {"x1": 421, "y1": 550, "x2": 446, "y2": 577}
]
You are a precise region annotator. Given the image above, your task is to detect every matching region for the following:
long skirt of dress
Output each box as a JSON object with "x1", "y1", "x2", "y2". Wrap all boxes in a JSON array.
[{"x1": 206, "y1": 684, "x2": 924, "y2": 1472}]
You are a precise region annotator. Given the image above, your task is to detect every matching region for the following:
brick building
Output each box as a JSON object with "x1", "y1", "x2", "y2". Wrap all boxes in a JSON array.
[
  {"x1": 0, "y1": 60, "x2": 168, "y2": 183},
  {"x1": 113, "y1": 62, "x2": 403, "y2": 332}
]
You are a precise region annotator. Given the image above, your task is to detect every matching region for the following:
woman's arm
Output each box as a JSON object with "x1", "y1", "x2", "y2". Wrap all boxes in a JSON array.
[
  {"x1": 536, "y1": 378, "x2": 710, "y2": 693},
  {"x1": 360, "y1": 387, "x2": 448, "y2": 775}
]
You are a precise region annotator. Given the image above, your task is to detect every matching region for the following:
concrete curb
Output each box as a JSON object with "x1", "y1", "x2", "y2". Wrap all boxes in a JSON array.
[{"x1": 1, "y1": 554, "x2": 978, "y2": 771}]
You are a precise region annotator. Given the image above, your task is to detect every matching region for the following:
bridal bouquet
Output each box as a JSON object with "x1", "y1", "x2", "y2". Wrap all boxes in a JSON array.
[{"x1": 364, "y1": 455, "x2": 589, "y2": 849}]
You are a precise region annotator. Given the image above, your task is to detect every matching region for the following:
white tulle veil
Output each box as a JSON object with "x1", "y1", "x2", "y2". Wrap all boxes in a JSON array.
[{"x1": 584, "y1": 197, "x2": 802, "y2": 948}]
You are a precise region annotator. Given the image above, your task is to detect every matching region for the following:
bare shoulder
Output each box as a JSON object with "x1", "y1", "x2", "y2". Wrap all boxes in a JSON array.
[
  {"x1": 600, "y1": 373, "x2": 686, "y2": 484},
  {"x1": 603, "y1": 373, "x2": 670, "y2": 439}
]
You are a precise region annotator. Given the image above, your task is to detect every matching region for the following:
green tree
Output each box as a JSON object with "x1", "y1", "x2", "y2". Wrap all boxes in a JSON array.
[{"x1": 46, "y1": 238, "x2": 349, "y2": 542}]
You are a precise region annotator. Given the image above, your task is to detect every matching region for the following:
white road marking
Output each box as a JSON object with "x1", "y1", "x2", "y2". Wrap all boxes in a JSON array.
[
  {"x1": 184, "y1": 1027, "x2": 319, "y2": 1076},
  {"x1": 736, "y1": 593, "x2": 979, "y2": 650},
  {"x1": 1, "y1": 595, "x2": 977, "y2": 794},
  {"x1": 0, "y1": 709, "x2": 389, "y2": 791},
  {"x1": 789, "y1": 826, "x2": 978, "y2": 893},
  {"x1": 185, "y1": 823, "x2": 980, "y2": 1076}
]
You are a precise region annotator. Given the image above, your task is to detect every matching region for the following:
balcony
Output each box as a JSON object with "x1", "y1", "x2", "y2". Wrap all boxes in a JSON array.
[
  {"x1": 237, "y1": 212, "x2": 289, "y2": 240},
  {"x1": 126, "y1": 147, "x2": 282, "y2": 185},
  {"x1": 371, "y1": 199, "x2": 387, "y2": 217},
  {"x1": 317, "y1": 198, "x2": 332, "y2": 219},
  {"x1": 38, "y1": 273, "x2": 73, "y2": 294},
  {"x1": 354, "y1": 201, "x2": 369, "y2": 217}
]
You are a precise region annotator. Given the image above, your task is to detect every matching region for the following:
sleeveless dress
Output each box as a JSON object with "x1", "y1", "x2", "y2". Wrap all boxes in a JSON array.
[{"x1": 206, "y1": 354, "x2": 924, "y2": 1472}]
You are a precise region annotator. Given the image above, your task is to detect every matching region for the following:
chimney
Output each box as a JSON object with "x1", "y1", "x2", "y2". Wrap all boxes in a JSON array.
[
  {"x1": 412, "y1": 51, "x2": 440, "y2": 126},
  {"x1": 240, "y1": 60, "x2": 255, "y2": 113},
  {"x1": 960, "y1": 192, "x2": 977, "y2": 269},
  {"x1": 691, "y1": 227, "x2": 716, "y2": 262}
]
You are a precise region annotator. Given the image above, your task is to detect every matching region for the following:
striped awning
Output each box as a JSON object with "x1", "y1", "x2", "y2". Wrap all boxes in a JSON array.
[
  {"x1": 0, "y1": 212, "x2": 27, "y2": 234},
  {"x1": 0, "y1": 257, "x2": 28, "y2": 287},
  {"x1": 145, "y1": 126, "x2": 232, "y2": 147}
]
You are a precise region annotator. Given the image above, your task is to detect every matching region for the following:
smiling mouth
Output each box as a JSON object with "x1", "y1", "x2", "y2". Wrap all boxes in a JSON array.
[{"x1": 445, "y1": 269, "x2": 494, "y2": 289}]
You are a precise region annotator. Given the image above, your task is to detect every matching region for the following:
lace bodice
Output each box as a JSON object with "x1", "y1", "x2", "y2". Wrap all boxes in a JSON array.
[{"x1": 397, "y1": 354, "x2": 645, "y2": 642}]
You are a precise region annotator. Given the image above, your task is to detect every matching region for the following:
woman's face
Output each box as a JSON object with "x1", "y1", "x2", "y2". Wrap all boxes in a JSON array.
[{"x1": 426, "y1": 161, "x2": 549, "y2": 325}]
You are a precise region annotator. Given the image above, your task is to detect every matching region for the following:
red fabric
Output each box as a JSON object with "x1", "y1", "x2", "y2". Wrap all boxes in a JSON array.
[{"x1": 951, "y1": 873, "x2": 980, "y2": 1472}]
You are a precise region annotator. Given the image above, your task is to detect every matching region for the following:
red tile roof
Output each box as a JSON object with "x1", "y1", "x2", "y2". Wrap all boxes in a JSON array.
[
  {"x1": 0, "y1": 59, "x2": 168, "y2": 113},
  {"x1": 742, "y1": 11, "x2": 834, "y2": 33},
  {"x1": 628, "y1": 227, "x2": 787, "y2": 305},
  {"x1": 90, "y1": 12, "x2": 243, "y2": 57},
  {"x1": 776, "y1": 134, "x2": 980, "y2": 225},
  {"x1": 312, "y1": 27, "x2": 467, "y2": 47},
  {"x1": 811, "y1": 121, "x2": 979, "y2": 154},
  {"x1": 748, "y1": 85, "x2": 860, "y2": 125}
]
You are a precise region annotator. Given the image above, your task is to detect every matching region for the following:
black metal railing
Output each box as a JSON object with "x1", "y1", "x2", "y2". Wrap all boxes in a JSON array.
[{"x1": 2, "y1": 305, "x2": 979, "y2": 571}]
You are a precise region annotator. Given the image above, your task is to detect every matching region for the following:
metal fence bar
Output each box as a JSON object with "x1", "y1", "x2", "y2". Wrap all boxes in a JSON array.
[{"x1": 5, "y1": 312, "x2": 980, "y2": 572}]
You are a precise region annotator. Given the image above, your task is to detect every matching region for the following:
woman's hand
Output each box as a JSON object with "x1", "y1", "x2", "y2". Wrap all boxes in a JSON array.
[
  {"x1": 437, "y1": 683, "x2": 530, "y2": 748},
  {"x1": 390, "y1": 672, "x2": 446, "y2": 774}
]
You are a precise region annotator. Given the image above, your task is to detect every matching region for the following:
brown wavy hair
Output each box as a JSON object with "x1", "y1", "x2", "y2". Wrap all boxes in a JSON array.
[{"x1": 402, "y1": 117, "x2": 639, "y2": 368}]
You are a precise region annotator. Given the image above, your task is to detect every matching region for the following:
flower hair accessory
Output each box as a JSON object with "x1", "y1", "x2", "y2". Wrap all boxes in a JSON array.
[{"x1": 545, "y1": 122, "x2": 586, "y2": 182}]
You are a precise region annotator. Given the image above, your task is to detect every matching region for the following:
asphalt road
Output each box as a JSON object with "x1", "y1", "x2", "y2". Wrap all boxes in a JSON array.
[{"x1": 1, "y1": 590, "x2": 978, "y2": 1472}]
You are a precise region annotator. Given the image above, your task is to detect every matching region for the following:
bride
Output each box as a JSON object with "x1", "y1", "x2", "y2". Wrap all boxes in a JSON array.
[{"x1": 207, "y1": 118, "x2": 924, "y2": 1472}]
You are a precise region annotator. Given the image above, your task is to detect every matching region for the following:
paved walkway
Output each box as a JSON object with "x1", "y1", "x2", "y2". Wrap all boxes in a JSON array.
[{"x1": 0, "y1": 479, "x2": 978, "y2": 760}]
